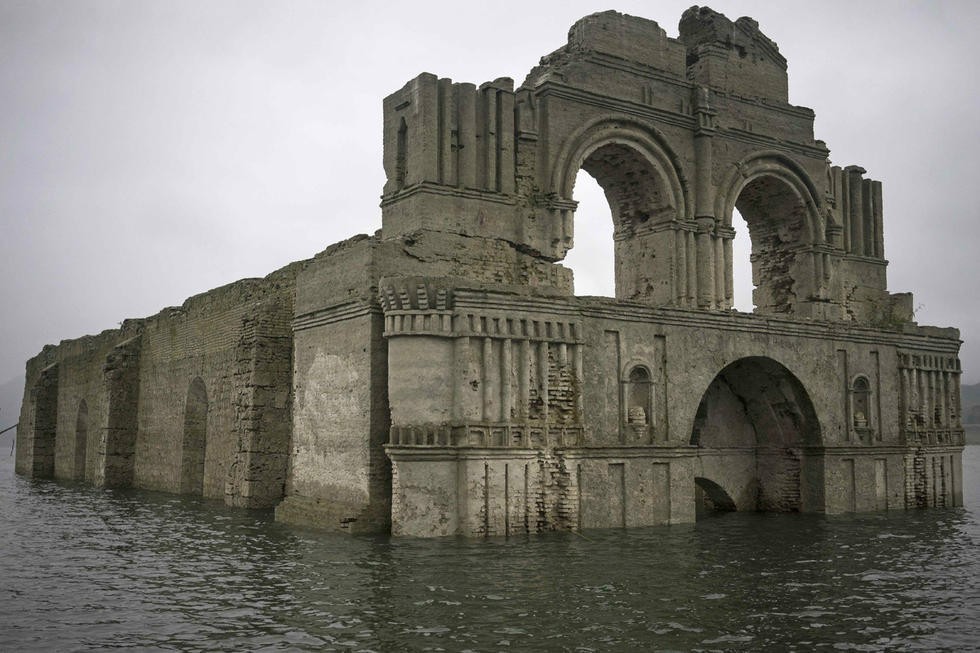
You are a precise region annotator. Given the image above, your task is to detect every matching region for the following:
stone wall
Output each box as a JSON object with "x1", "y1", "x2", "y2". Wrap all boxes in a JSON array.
[{"x1": 17, "y1": 264, "x2": 302, "y2": 509}]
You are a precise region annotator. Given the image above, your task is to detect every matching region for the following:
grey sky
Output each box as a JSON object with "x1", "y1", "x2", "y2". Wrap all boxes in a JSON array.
[{"x1": 2, "y1": 0, "x2": 978, "y2": 391}]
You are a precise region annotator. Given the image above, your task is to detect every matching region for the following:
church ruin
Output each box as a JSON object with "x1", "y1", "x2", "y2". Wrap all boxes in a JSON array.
[{"x1": 16, "y1": 7, "x2": 964, "y2": 536}]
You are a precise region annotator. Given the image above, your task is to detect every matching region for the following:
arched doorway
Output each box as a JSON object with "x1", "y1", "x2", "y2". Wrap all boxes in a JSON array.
[
  {"x1": 74, "y1": 400, "x2": 88, "y2": 481},
  {"x1": 180, "y1": 377, "x2": 208, "y2": 495},
  {"x1": 691, "y1": 357, "x2": 820, "y2": 514}
]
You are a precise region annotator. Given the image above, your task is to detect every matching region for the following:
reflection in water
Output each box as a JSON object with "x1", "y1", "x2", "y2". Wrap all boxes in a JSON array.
[{"x1": 1, "y1": 449, "x2": 979, "y2": 651}]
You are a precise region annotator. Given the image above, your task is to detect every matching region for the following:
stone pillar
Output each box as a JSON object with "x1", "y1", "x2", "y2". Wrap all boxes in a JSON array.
[
  {"x1": 846, "y1": 166, "x2": 866, "y2": 256},
  {"x1": 693, "y1": 87, "x2": 718, "y2": 309},
  {"x1": 696, "y1": 218, "x2": 716, "y2": 308},
  {"x1": 96, "y1": 337, "x2": 142, "y2": 488}
]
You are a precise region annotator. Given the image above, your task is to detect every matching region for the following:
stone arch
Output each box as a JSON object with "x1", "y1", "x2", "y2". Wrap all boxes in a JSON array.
[
  {"x1": 694, "y1": 476, "x2": 737, "y2": 517},
  {"x1": 716, "y1": 153, "x2": 825, "y2": 314},
  {"x1": 74, "y1": 399, "x2": 88, "y2": 481},
  {"x1": 555, "y1": 117, "x2": 691, "y2": 223},
  {"x1": 180, "y1": 376, "x2": 209, "y2": 495},
  {"x1": 553, "y1": 117, "x2": 691, "y2": 302},
  {"x1": 691, "y1": 356, "x2": 820, "y2": 512}
]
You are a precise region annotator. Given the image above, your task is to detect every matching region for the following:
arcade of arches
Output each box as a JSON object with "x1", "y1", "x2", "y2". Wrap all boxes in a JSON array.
[{"x1": 18, "y1": 7, "x2": 963, "y2": 537}]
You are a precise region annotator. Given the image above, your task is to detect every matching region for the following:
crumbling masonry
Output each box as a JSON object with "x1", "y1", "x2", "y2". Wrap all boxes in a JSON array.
[{"x1": 17, "y1": 8, "x2": 964, "y2": 536}]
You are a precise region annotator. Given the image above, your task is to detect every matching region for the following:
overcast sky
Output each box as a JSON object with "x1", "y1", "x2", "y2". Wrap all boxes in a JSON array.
[{"x1": 2, "y1": 0, "x2": 979, "y2": 391}]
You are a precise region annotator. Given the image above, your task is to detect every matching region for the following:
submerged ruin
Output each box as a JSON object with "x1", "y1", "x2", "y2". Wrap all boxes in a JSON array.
[{"x1": 17, "y1": 7, "x2": 964, "y2": 536}]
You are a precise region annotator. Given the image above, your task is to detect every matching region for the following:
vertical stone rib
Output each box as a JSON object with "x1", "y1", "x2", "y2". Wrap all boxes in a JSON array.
[
  {"x1": 686, "y1": 231, "x2": 697, "y2": 305},
  {"x1": 538, "y1": 340, "x2": 550, "y2": 430},
  {"x1": 573, "y1": 343, "x2": 584, "y2": 428},
  {"x1": 675, "y1": 229, "x2": 688, "y2": 305},
  {"x1": 847, "y1": 167, "x2": 865, "y2": 256},
  {"x1": 482, "y1": 337, "x2": 494, "y2": 421},
  {"x1": 498, "y1": 89, "x2": 516, "y2": 194},
  {"x1": 862, "y1": 178, "x2": 875, "y2": 257},
  {"x1": 519, "y1": 338, "x2": 530, "y2": 422},
  {"x1": 872, "y1": 181, "x2": 884, "y2": 259},
  {"x1": 696, "y1": 222, "x2": 714, "y2": 308},
  {"x1": 482, "y1": 87, "x2": 497, "y2": 191},
  {"x1": 457, "y1": 83, "x2": 477, "y2": 189},
  {"x1": 417, "y1": 75, "x2": 440, "y2": 184},
  {"x1": 723, "y1": 235, "x2": 734, "y2": 306},
  {"x1": 437, "y1": 78, "x2": 456, "y2": 187},
  {"x1": 713, "y1": 235, "x2": 725, "y2": 308},
  {"x1": 501, "y1": 339, "x2": 513, "y2": 422},
  {"x1": 839, "y1": 169, "x2": 851, "y2": 253},
  {"x1": 452, "y1": 336, "x2": 470, "y2": 422}
]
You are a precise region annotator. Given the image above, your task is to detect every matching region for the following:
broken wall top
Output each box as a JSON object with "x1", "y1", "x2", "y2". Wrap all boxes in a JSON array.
[{"x1": 377, "y1": 6, "x2": 913, "y2": 325}]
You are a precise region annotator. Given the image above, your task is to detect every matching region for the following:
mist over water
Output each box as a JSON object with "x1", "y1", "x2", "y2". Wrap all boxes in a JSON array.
[{"x1": 1, "y1": 449, "x2": 978, "y2": 652}]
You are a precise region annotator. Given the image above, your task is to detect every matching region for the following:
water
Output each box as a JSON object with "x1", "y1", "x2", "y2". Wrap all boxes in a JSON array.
[{"x1": 1, "y1": 449, "x2": 978, "y2": 652}]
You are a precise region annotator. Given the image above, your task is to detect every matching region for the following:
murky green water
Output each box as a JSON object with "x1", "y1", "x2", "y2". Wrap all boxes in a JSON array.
[{"x1": 1, "y1": 449, "x2": 978, "y2": 652}]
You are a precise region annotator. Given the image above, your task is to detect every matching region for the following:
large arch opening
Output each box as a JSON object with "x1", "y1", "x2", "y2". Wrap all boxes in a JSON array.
[
  {"x1": 74, "y1": 400, "x2": 88, "y2": 481},
  {"x1": 730, "y1": 208, "x2": 754, "y2": 311},
  {"x1": 180, "y1": 377, "x2": 208, "y2": 496},
  {"x1": 732, "y1": 174, "x2": 811, "y2": 314},
  {"x1": 564, "y1": 169, "x2": 615, "y2": 297},
  {"x1": 691, "y1": 357, "x2": 820, "y2": 513},
  {"x1": 566, "y1": 141, "x2": 678, "y2": 301}
]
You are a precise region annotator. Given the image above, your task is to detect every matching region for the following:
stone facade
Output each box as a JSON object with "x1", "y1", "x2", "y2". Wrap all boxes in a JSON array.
[{"x1": 16, "y1": 7, "x2": 964, "y2": 537}]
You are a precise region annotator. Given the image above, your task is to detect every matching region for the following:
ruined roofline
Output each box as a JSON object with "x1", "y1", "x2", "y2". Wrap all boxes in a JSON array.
[{"x1": 28, "y1": 251, "x2": 315, "y2": 364}]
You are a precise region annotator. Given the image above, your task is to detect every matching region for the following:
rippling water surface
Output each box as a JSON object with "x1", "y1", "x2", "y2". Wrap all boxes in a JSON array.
[{"x1": 1, "y1": 448, "x2": 978, "y2": 652}]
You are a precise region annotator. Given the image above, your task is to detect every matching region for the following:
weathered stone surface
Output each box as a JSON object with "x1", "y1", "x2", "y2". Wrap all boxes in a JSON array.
[{"x1": 17, "y1": 7, "x2": 963, "y2": 537}]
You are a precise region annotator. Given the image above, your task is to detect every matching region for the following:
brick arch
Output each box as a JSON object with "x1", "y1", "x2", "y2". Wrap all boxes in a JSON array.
[
  {"x1": 716, "y1": 152, "x2": 827, "y2": 313},
  {"x1": 552, "y1": 117, "x2": 691, "y2": 222},
  {"x1": 716, "y1": 151, "x2": 824, "y2": 245},
  {"x1": 550, "y1": 118, "x2": 692, "y2": 302}
]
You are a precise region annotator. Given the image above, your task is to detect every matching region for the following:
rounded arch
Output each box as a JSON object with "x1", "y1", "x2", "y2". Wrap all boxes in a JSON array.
[
  {"x1": 716, "y1": 153, "x2": 826, "y2": 313},
  {"x1": 692, "y1": 356, "x2": 821, "y2": 448},
  {"x1": 74, "y1": 399, "x2": 88, "y2": 481},
  {"x1": 180, "y1": 376, "x2": 209, "y2": 496},
  {"x1": 691, "y1": 356, "x2": 821, "y2": 513},
  {"x1": 716, "y1": 151, "x2": 824, "y2": 245},
  {"x1": 694, "y1": 477, "x2": 737, "y2": 516},
  {"x1": 553, "y1": 117, "x2": 692, "y2": 303},
  {"x1": 553, "y1": 116, "x2": 691, "y2": 222}
]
